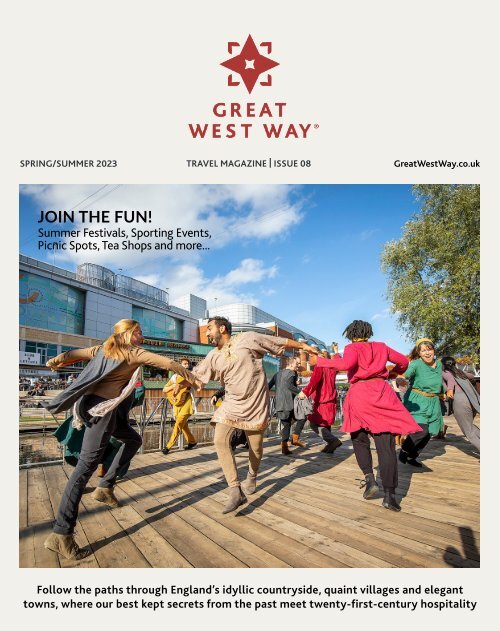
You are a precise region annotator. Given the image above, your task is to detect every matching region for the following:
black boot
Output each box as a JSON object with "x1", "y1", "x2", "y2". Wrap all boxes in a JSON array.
[
  {"x1": 161, "y1": 447, "x2": 170, "y2": 455},
  {"x1": 360, "y1": 473, "x2": 379, "y2": 499},
  {"x1": 398, "y1": 450, "x2": 408, "y2": 464},
  {"x1": 222, "y1": 486, "x2": 247, "y2": 514},
  {"x1": 382, "y1": 491, "x2": 401, "y2": 512}
]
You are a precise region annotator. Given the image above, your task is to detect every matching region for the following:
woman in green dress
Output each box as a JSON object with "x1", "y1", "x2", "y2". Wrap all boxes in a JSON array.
[{"x1": 399, "y1": 338, "x2": 445, "y2": 467}]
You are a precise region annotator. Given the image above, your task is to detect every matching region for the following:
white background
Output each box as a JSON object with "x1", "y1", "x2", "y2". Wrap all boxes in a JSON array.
[{"x1": 1, "y1": 0, "x2": 497, "y2": 629}]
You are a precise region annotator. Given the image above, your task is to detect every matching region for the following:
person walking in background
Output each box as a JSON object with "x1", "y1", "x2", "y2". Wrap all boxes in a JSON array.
[
  {"x1": 399, "y1": 338, "x2": 445, "y2": 468},
  {"x1": 193, "y1": 317, "x2": 318, "y2": 513},
  {"x1": 312, "y1": 320, "x2": 421, "y2": 512},
  {"x1": 162, "y1": 357, "x2": 197, "y2": 454},
  {"x1": 268, "y1": 356, "x2": 305, "y2": 455},
  {"x1": 442, "y1": 356, "x2": 480, "y2": 452},
  {"x1": 297, "y1": 350, "x2": 342, "y2": 453},
  {"x1": 42, "y1": 319, "x2": 201, "y2": 560}
]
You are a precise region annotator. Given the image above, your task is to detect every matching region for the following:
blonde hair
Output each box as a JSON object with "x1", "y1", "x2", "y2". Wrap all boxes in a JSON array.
[{"x1": 102, "y1": 319, "x2": 140, "y2": 360}]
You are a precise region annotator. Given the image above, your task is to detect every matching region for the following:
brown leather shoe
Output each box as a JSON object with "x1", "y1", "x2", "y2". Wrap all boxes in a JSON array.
[
  {"x1": 91, "y1": 486, "x2": 121, "y2": 508},
  {"x1": 96, "y1": 464, "x2": 106, "y2": 478},
  {"x1": 44, "y1": 532, "x2": 90, "y2": 560},
  {"x1": 281, "y1": 440, "x2": 293, "y2": 455},
  {"x1": 291, "y1": 434, "x2": 308, "y2": 448}
]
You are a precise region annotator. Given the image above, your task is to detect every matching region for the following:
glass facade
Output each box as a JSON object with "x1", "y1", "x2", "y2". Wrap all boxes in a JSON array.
[
  {"x1": 19, "y1": 272, "x2": 85, "y2": 334},
  {"x1": 132, "y1": 306, "x2": 182, "y2": 340},
  {"x1": 23, "y1": 341, "x2": 58, "y2": 365}
]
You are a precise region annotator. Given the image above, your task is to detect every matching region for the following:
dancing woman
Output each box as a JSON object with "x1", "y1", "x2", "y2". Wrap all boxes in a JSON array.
[
  {"x1": 442, "y1": 356, "x2": 480, "y2": 451},
  {"x1": 399, "y1": 338, "x2": 445, "y2": 467},
  {"x1": 42, "y1": 319, "x2": 201, "y2": 560},
  {"x1": 313, "y1": 320, "x2": 421, "y2": 511},
  {"x1": 297, "y1": 352, "x2": 342, "y2": 453}
]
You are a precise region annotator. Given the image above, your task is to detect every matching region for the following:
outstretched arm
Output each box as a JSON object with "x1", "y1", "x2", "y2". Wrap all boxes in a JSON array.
[
  {"x1": 302, "y1": 366, "x2": 323, "y2": 397},
  {"x1": 387, "y1": 347, "x2": 409, "y2": 375},
  {"x1": 317, "y1": 347, "x2": 357, "y2": 371},
  {"x1": 46, "y1": 345, "x2": 100, "y2": 370}
]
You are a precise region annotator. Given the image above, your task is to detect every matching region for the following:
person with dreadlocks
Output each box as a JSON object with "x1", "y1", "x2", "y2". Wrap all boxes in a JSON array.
[
  {"x1": 311, "y1": 320, "x2": 420, "y2": 511},
  {"x1": 441, "y1": 356, "x2": 480, "y2": 451},
  {"x1": 399, "y1": 338, "x2": 445, "y2": 467}
]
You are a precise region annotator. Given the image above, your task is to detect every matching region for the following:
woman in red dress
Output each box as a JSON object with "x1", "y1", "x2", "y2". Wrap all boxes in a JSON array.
[
  {"x1": 298, "y1": 351, "x2": 342, "y2": 453},
  {"x1": 314, "y1": 320, "x2": 421, "y2": 511}
]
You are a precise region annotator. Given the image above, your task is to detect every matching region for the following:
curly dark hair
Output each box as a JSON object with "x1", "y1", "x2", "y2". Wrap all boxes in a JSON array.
[{"x1": 342, "y1": 320, "x2": 373, "y2": 340}]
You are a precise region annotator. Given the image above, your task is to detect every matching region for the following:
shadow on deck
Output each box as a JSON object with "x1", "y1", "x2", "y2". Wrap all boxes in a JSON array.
[{"x1": 19, "y1": 417, "x2": 479, "y2": 569}]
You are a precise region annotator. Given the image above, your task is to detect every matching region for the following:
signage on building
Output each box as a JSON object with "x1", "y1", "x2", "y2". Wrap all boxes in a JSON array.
[
  {"x1": 19, "y1": 351, "x2": 41, "y2": 365},
  {"x1": 144, "y1": 338, "x2": 166, "y2": 347},
  {"x1": 167, "y1": 342, "x2": 190, "y2": 350}
]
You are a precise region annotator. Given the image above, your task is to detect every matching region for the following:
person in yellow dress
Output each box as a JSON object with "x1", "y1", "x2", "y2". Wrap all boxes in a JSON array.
[{"x1": 162, "y1": 357, "x2": 197, "y2": 454}]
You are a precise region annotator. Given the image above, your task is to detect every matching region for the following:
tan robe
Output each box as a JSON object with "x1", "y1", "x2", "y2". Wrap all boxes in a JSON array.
[{"x1": 193, "y1": 332, "x2": 288, "y2": 431}]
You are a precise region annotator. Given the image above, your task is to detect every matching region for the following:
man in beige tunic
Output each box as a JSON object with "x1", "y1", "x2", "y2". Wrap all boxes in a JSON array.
[{"x1": 193, "y1": 316, "x2": 318, "y2": 513}]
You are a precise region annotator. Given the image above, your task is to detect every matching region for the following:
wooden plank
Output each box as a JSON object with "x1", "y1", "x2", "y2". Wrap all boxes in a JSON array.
[
  {"x1": 137, "y1": 456, "x2": 389, "y2": 568},
  {"x1": 272, "y1": 488, "x2": 479, "y2": 568},
  {"x1": 108, "y1": 501, "x2": 193, "y2": 568},
  {"x1": 19, "y1": 469, "x2": 28, "y2": 528},
  {"x1": 121, "y1": 468, "x2": 290, "y2": 568},
  {"x1": 19, "y1": 526, "x2": 35, "y2": 568},
  {"x1": 117, "y1": 469, "x2": 246, "y2": 568},
  {"x1": 43, "y1": 465, "x2": 99, "y2": 568},
  {"x1": 27, "y1": 467, "x2": 55, "y2": 525},
  {"x1": 72, "y1": 476, "x2": 151, "y2": 569}
]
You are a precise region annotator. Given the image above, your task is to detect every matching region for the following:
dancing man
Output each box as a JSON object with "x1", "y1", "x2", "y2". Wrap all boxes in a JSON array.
[
  {"x1": 268, "y1": 356, "x2": 305, "y2": 455},
  {"x1": 42, "y1": 319, "x2": 201, "y2": 560},
  {"x1": 312, "y1": 320, "x2": 421, "y2": 511},
  {"x1": 193, "y1": 316, "x2": 318, "y2": 513},
  {"x1": 162, "y1": 357, "x2": 197, "y2": 454}
]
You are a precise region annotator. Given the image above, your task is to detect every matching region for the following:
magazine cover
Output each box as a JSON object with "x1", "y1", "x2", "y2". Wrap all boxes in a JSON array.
[{"x1": 3, "y1": 0, "x2": 495, "y2": 629}]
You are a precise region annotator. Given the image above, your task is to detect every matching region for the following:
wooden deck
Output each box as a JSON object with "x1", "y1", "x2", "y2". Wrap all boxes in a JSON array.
[{"x1": 19, "y1": 416, "x2": 479, "y2": 569}]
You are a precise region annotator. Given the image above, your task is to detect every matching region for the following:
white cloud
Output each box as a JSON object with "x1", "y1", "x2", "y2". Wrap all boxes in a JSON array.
[
  {"x1": 360, "y1": 228, "x2": 380, "y2": 241},
  {"x1": 371, "y1": 308, "x2": 391, "y2": 320},
  {"x1": 162, "y1": 259, "x2": 279, "y2": 308}
]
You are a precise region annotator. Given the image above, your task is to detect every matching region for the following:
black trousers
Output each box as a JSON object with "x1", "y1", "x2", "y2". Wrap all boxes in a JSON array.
[
  {"x1": 278, "y1": 411, "x2": 306, "y2": 440},
  {"x1": 53, "y1": 395, "x2": 142, "y2": 535},
  {"x1": 401, "y1": 423, "x2": 430, "y2": 459},
  {"x1": 351, "y1": 429, "x2": 398, "y2": 492}
]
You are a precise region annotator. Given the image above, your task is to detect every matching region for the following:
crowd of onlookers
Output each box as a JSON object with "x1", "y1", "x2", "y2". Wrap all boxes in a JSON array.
[{"x1": 19, "y1": 375, "x2": 75, "y2": 394}]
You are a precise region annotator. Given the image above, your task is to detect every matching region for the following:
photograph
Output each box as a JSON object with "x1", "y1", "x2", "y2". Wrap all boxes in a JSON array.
[{"x1": 19, "y1": 183, "x2": 480, "y2": 569}]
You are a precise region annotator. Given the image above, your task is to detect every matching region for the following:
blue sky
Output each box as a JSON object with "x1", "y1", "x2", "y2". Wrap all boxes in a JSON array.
[{"x1": 19, "y1": 184, "x2": 419, "y2": 351}]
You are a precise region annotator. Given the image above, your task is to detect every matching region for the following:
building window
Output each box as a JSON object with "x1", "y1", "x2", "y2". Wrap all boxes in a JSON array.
[
  {"x1": 19, "y1": 272, "x2": 85, "y2": 334},
  {"x1": 132, "y1": 306, "x2": 182, "y2": 340}
]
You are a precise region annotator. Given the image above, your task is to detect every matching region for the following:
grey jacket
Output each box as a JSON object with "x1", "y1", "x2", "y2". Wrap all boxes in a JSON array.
[
  {"x1": 42, "y1": 348, "x2": 124, "y2": 415},
  {"x1": 268, "y1": 369, "x2": 301, "y2": 419},
  {"x1": 294, "y1": 395, "x2": 314, "y2": 420}
]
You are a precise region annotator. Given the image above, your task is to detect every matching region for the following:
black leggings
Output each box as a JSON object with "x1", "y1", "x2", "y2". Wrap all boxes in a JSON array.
[
  {"x1": 401, "y1": 423, "x2": 430, "y2": 458},
  {"x1": 351, "y1": 429, "x2": 398, "y2": 493}
]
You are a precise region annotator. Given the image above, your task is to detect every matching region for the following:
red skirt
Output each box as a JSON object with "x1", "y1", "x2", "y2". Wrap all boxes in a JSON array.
[
  {"x1": 341, "y1": 380, "x2": 421, "y2": 435},
  {"x1": 308, "y1": 400, "x2": 336, "y2": 427}
]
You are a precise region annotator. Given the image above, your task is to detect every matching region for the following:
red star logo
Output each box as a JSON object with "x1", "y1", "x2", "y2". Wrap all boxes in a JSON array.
[{"x1": 221, "y1": 35, "x2": 279, "y2": 94}]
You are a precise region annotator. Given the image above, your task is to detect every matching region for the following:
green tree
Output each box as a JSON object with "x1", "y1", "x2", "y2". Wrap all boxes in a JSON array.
[{"x1": 381, "y1": 184, "x2": 479, "y2": 359}]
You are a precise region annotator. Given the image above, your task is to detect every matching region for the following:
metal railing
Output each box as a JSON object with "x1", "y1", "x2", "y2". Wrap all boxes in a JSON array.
[{"x1": 19, "y1": 392, "x2": 346, "y2": 468}]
